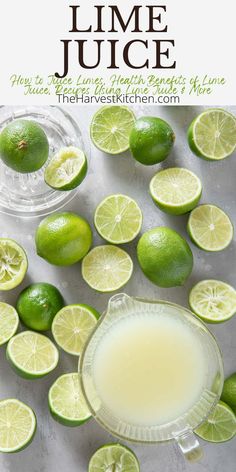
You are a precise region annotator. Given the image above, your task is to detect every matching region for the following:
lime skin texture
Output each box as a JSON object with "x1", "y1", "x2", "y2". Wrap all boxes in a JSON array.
[{"x1": 221, "y1": 373, "x2": 236, "y2": 410}]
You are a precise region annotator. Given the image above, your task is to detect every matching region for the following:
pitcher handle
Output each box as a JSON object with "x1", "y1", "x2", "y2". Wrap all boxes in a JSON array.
[{"x1": 175, "y1": 430, "x2": 203, "y2": 462}]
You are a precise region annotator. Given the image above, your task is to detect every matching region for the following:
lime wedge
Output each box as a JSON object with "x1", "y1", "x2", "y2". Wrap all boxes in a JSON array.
[
  {"x1": 52, "y1": 304, "x2": 99, "y2": 356},
  {"x1": 6, "y1": 331, "x2": 59, "y2": 379},
  {"x1": 187, "y1": 204, "x2": 233, "y2": 251},
  {"x1": 44, "y1": 146, "x2": 87, "y2": 191},
  {"x1": 88, "y1": 443, "x2": 140, "y2": 472},
  {"x1": 195, "y1": 401, "x2": 236, "y2": 443},
  {"x1": 0, "y1": 238, "x2": 28, "y2": 291},
  {"x1": 189, "y1": 280, "x2": 236, "y2": 323},
  {"x1": 0, "y1": 302, "x2": 19, "y2": 346},
  {"x1": 0, "y1": 399, "x2": 36, "y2": 453},
  {"x1": 188, "y1": 109, "x2": 236, "y2": 160},
  {"x1": 90, "y1": 106, "x2": 135, "y2": 154},
  {"x1": 150, "y1": 167, "x2": 202, "y2": 215},
  {"x1": 94, "y1": 194, "x2": 142, "y2": 244},
  {"x1": 82, "y1": 245, "x2": 133, "y2": 292},
  {"x1": 48, "y1": 372, "x2": 91, "y2": 426}
]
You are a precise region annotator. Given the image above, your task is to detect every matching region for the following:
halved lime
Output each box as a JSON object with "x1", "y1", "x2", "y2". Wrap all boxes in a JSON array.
[
  {"x1": 0, "y1": 399, "x2": 36, "y2": 453},
  {"x1": 44, "y1": 146, "x2": 87, "y2": 191},
  {"x1": 189, "y1": 280, "x2": 236, "y2": 323},
  {"x1": 187, "y1": 204, "x2": 233, "y2": 251},
  {"x1": 150, "y1": 167, "x2": 202, "y2": 215},
  {"x1": 94, "y1": 194, "x2": 142, "y2": 244},
  {"x1": 6, "y1": 331, "x2": 59, "y2": 379},
  {"x1": 195, "y1": 401, "x2": 236, "y2": 443},
  {"x1": 90, "y1": 106, "x2": 135, "y2": 154},
  {"x1": 82, "y1": 245, "x2": 133, "y2": 292},
  {"x1": 48, "y1": 373, "x2": 91, "y2": 426},
  {"x1": 0, "y1": 302, "x2": 19, "y2": 346},
  {"x1": 0, "y1": 238, "x2": 28, "y2": 291},
  {"x1": 52, "y1": 304, "x2": 99, "y2": 356},
  {"x1": 88, "y1": 443, "x2": 140, "y2": 472},
  {"x1": 188, "y1": 109, "x2": 236, "y2": 160}
]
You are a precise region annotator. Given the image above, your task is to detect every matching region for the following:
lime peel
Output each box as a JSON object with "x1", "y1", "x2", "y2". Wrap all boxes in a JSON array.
[
  {"x1": 0, "y1": 238, "x2": 28, "y2": 291},
  {"x1": 45, "y1": 146, "x2": 87, "y2": 191}
]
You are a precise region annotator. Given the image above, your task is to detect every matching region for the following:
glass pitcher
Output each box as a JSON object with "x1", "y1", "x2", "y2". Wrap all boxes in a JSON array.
[{"x1": 79, "y1": 294, "x2": 224, "y2": 462}]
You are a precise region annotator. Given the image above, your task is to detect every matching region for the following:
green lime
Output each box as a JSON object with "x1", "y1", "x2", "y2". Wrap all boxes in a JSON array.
[
  {"x1": 35, "y1": 212, "x2": 92, "y2": 266},
  {"x1": 6, "y1": 331, "x2": 59, "y2": 379},
  {"x1": 88, "y1": 443, "x2": 140, "y2": 472},
  {"x1": 48, "y1": 373, "x2": 91, "y2": 426},
  {"x1": 0, "y1": 119, "x2": 49, "y2": 173},
  {"x1": 137, "y1": 227, "x2": 193, "y2": 288},
  {"x1": 52, "y1": 304, "x2": 99, "y2": 356},
  {"x1": 150, "y1": 167, "x2": 202, "y2": 215},
  {"x1": 188, "y1": 109, "x2": 236, "y2": 161},
  {"x1": 0, "y1": 238, "x2": 28, "y2": 291},
  {"x1": 94, "y1": 194, "x2": 142, "y2": 244},
  {"x1": 90, "y1": 106, "x2": 135, "y2": 154},
  {"x1": 195, "y1": 401, "x2": 236, "y2": 443},
  {"x1": 82, "y1": 245, "x2": 133, "y2": 292},
  {"x1": 45, "y1": 146, "x2": 87, "y2": 191},
  {"x1": 0, "y1": 399, "x2": 36, "y2": 453},
  {"x1": 187, "y1": 204, "x2": 233, "y2": 252},
  {"x1": 129, "y1": 116, "x2": 175, "y2": 166},
  {"x1": 189, "y1": 279, "x2": 236, "y2": 323},
  {"x1": 16, "y1": 283, "x2": 64, "y2": 331},
  {"x1": 0, "y1": 302, "x2": 19, "y2": 346},
  {"x1": 221, "y1": 373, "x2": 236, "y2": 409}
]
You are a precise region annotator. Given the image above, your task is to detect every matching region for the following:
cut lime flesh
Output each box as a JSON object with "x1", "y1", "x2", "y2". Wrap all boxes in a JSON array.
[
  {"x1": 82, "y1": 245, "x2": 133, "y2": 292},
  {"x1": 90, "y1": 106, "x2": 135, "y2": 154},
  {"x1": 0, "y1": 238, "x2": 28, "y2": 291},
  {"x1": 0, "y1": 399, "x2": 36, "y2": 453},
  {"x1": 150, "y1": 167, "x2": 202, "y2": 215},
  {"x1": 189, "y1": 280, "x2": 236, "y2": 323},
  {"x1": 52, "y1": 304, "x2": 99, "y2": 356},
  {"x1": 0, "y1": 302, "x2": 19, "y2": 346},
  {"x1": 195, "y1": 401, "x2": 236, "y2": 443},
  {"x1": 88, "y1": 443, "x2": 140, "y2": 472},
  {"x1": 44, "y1": 146, "x2": 87, "y2": 191},
  {"x1": 94, "y1": 194, "x2": 142, "y2": 244}
]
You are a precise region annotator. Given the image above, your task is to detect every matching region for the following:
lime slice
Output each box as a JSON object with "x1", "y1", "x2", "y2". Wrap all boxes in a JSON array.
[
  {"x1": 189, "y1": 279, "x2": 236, "y2": 323},
  {"x1": 0, "y1": 302, "x2": 19, "y2": 346},
  {"x1": 0, "y1": 399, "x2": 36, "y2": 453},
  {"x1": 0, "y1": 238, "x2": 28, "y2": 291},
  {"x1": 88, "y1": 443, "x2": 140, "y2": 472},
  {"x1": 90, "y1": 106, "x2": 135, "y2": 154},
  {"x1": 188, "y1": 109, "x2": 236, "y2": 160},
  {"x1": 44, "y1": 146, "x2": 87, "y2": 191},
  {"x1": 48, "y1": 372, "x2": 91, "y2": 426},
  {"x1": 187, "y1": 204, "x2": 233, "y2": 251},
  {"x1": 82, "y1": 245, "x2": 133, "y2": 292},
  {"x1": 52, "y1": 304, "x2": 99, "y2": 356},
  {"x1": 195, "y1": 401, "x2": 236, "y2": 443},
  {"x1": 150, "y1": 167, "x2": 202, "y2": 215},
  {"x1": 6, "y1": 331, "x2": 59, "y2": 379},
  {"x1": 94, "y1": 194, "x2": 142, "y2": 244}
]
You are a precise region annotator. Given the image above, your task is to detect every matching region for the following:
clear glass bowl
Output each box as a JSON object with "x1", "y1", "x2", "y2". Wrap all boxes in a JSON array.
[{"x1": 0, "y1": 106, "x2": 90, "y2": 218}]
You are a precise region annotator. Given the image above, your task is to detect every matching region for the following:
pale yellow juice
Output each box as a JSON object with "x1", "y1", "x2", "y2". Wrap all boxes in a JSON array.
[{"x1": 93, "y1": 311, "x2": 206, "y2": 426}]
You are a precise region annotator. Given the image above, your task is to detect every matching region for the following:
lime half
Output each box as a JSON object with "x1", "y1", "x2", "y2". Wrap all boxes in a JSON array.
[
  {"x1": 6, "y1": 331, "x2": 59, "y2": 379},
  {"x1": 90, "y1": 106, "x2": 135, "y2": 154},
  {"x1": 94, "y1": 194, "x2": 142, "y2": 244},
  {"x1": 48, "y1": 373, "x2": 91, "y2": 426},
  {"x1": 82, "y1": 245, "x2": 133, "y2": 292},
  {"x1": 0, "y1": 302, "x2": 19, "y2": 346},
  {"x1": 189, "y1": 280, "x2": 236, "y2": 323},
  {"x1": 188, "y1": 109, "x2": 236, "y2": 160},
  {"x1": 195, "y1": 401, "x2": 236, "y2": 443},
  {"x1": 187, "y1": 204, "x2": 233, "y2": 251},
  {"x1": 150, "y1": 167, "x2": 202, "y2": 215},
  {"x1": 45, "y1": 146, "x2": 87, "y2": 191},
  {"x1": 88, "y1": 443, "x2": 140, "y2": 472},
  {"x1": 0, "y1": 238, "x2": 28, "y2": 291},
  {"x1": 0, "y1": 399, "x2": 36, "y2": 453}
]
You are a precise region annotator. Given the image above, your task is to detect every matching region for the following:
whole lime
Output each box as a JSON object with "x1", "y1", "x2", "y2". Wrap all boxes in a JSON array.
[
  {"x1": 129, "y1": 116, "x2": 175, "y2": 165},
  {"x1": 137, "y1": 227, "x2": 193, "y2": 287},
  {"x1": 0, "y1": 119, "x2": 49, "y2": 173},
  {"x1": 35, "y1": 212, "x2": 93, "y2": 266},
  {"x1": 16, "y1": 283, "x2": 64, "y2": 331},
  {"x1": 221, "y1": 373, "x2": 236, "y2": 409}
]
